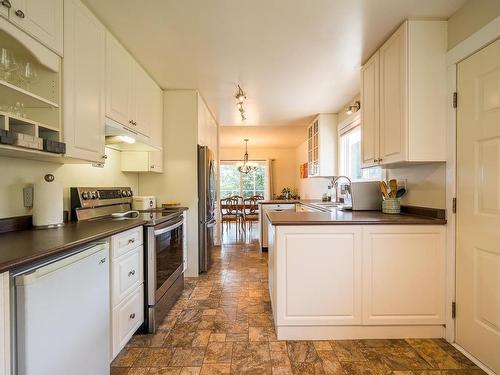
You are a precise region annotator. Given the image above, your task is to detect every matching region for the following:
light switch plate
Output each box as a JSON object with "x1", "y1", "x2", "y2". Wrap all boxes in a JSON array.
[{"x1": 23, "y1": 186, "x2": 33, "y2": 208}]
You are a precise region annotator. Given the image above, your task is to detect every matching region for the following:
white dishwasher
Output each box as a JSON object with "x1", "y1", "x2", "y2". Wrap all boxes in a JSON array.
[
  {"x1": 259, "y1": 203, "x2": 296, "y2": 250},
  {"x1": 13, "y1": 242, "x2": 110, "y2": 375}
]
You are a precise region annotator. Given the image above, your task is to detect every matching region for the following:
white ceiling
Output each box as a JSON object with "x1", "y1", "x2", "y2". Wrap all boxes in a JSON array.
[
  {"x1": 220, "y1": 126, "x2": 307, "y2": 149},
  {"x1": 84, "y1": 0, "x2": 465, "y2": 127}
]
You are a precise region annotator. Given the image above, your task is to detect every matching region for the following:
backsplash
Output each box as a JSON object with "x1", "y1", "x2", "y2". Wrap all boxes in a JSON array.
[
  {"x1": 0, "y1": 148, "x2": 138, "y2": 218},
  {"x1": 387, "y1": 163, "x2": 446, "y2": 209}
]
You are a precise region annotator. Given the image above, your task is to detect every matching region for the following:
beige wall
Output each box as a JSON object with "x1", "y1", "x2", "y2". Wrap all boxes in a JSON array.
[
  {"x1": 448, "y1": 0, "x2": 500, "y2": 50},
  {"x1": 219, "y1": 147, "x2": 298, "y2": 198},
  {"x1": 387, "y1": 164, "x2": 446, "y2": 209},
  {"x1": 0, "y1": 148, "x2": 138, "y2": 218}
]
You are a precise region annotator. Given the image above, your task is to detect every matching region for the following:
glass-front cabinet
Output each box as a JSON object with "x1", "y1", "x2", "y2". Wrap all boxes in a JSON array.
[{"x1": 306, "y1": 114, "x2": 338, "y2": 177}]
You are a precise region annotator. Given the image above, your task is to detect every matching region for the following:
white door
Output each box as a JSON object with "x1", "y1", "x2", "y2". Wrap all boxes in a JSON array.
[
  {"x1": 379, "y1": 22, "x2": 407, "y2": 165},
  {"x1": 106, "y1": 32, "x2": 132, "y2": 127},
  {"x1": 361, "y1": 50, "x2": 380, "y2": 167},
  {"x1": 456, "y1": 38, "x2": 500, "y2": 374},
  {"x1": 9, "y1": 0, "x2": 63, "y2": 55},
  {"x1": 63, "y1": 0, "x2": 105, "y2": 163}
]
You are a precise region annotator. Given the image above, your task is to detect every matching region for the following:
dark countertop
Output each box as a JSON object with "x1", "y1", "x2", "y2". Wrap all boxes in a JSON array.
[
  {"x1": 0, "y1": 218, "x2": 147, "y2": 273},
  {"x1": 266, "y1": 210, "x2": 446, "y2": 226}
]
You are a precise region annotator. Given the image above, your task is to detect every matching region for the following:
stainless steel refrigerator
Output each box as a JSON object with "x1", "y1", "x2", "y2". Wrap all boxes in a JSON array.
[{"x1": 198, "y1": 145, "x2": 216, "y2": 273}]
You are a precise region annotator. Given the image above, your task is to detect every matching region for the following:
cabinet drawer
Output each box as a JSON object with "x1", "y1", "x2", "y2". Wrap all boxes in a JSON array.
[
  {"x1": 111, "y1": 226, "x2": 143, "y2": 259},
  {"x1": 112, "y1": 246, "x2": 143, "y2": 306},
  {"x1": 112, "y1": 285, "x2": 144, "y2": 358}
]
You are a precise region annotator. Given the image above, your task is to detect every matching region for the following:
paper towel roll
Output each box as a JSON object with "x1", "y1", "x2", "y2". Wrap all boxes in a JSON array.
[{"x1": 32, "y1": 174, "x2": 64, "y2": 228}]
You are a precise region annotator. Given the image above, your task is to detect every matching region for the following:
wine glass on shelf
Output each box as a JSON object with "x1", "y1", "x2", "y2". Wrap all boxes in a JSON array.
[
  {"x1": 17, "y1": 60, "x2": 38, "y2": 90},
  {"x1": 0, "y1": 48, "x2": 18, "y2": 82}
]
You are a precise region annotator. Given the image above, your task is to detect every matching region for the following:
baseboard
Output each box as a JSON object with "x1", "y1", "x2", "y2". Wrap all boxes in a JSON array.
[
  {"x1": 452, "y1": 343, "x2": 496, "y2": 375},
  {"x1": 276, "y1": 325, "x2": 445, "y2": 340}
]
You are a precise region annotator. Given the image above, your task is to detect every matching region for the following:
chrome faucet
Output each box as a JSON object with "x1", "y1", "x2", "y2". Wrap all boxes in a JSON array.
[{"x1": 331, "y1": 175, "x2": 352, "y2": 205}]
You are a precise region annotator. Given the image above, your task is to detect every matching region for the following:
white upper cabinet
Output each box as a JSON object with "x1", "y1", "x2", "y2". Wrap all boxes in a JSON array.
[
  {"x1": 0, "y1": 1, "x2": 8, "y2": 18},
  {"x1": 106, "y1": 32, "x2": 163, "y2": 142},
  {"x1": 9, "y1": 0, "x2": 63, "y2": 56},
  {"x1": 106, "y1": 32, "x2": 133, "y2": 128},
  {"x1": 361, "y1": 51, "x2": 380, "y2": 168},
  {"x1": 307, "y1": 114, "x2": 337, "y2": 177},
  {"x1": 360, "y1": 20, "x2": 447, "y2": 167},
  {"x1": 63, "y1": 0, "x2": 106, "y2": 164}
]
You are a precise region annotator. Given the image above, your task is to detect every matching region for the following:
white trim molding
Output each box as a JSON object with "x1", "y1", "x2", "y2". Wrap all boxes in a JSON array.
[{"x1": 447, "y1": 15, "x2": 500, "y2": 65}]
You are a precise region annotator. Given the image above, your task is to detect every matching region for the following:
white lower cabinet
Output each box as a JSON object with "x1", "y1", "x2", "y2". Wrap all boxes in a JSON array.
[
  {"x1": 275, "y1": 226, "x2": 362, "y2": 326},
  {"x1": 270, "y1": 224, "x2": 446, "y2": 339},
  {"x1": 110, "y1": 227, "x2": 144, "y2": 360},
  {"x1": 0, "y1": 272, "x2": 10, "y2": 375},
  {"x1": 362, "y1": 226, "x2": 446, "y2": 325},
  {"x1": 112, "y1": 285, "x2": 144, "y2": 356}
]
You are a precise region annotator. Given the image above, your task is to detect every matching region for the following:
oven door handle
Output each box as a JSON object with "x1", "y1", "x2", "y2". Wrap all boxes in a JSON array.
[{"x1": 154, "y1": 220, "x2": 183, "y2": 236}]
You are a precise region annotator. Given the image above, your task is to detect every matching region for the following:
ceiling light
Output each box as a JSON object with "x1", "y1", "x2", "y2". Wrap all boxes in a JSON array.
[
  {"x1": 235, "y1": 84, "x2": 247, "y2": 121},
  {"x1": 346, "y1": 101, "x2": 361, "y2": 115},
  {"x1": 118, "y1": 135, "x2": 136, "y2": 144},
  {"x1": 237, "y1": 139, "x2": 256, "y2": 174}
]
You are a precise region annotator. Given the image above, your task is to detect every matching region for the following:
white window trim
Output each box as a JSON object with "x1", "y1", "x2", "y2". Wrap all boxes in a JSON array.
[{"x1": 337, "y1": 113, "x2": 383, "y2": 182}]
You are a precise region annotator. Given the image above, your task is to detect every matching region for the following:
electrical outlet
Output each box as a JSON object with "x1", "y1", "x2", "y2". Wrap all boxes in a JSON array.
[{"x1": 23, "y1": 186, "x2": 33, "y2": 208}]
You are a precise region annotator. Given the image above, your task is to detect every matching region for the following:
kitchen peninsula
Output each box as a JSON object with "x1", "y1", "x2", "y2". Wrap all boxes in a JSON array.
[{"x1": 266, "y1": 206, "x2": 447, "y2": 340}]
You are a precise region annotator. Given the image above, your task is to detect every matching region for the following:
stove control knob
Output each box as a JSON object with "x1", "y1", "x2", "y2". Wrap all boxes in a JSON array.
[
  {"x1": 122, "y1": 190, "x2": 127, "y2": 197},
  {"x1": 127, "y1": 190, "x2": 133, "y2": 197},
  {"x1": 81, "y1": 191, "x2": 89, "y2": 200},
  {"x1": 90, "y1": 191, "x2": 97, "y2": 199}
]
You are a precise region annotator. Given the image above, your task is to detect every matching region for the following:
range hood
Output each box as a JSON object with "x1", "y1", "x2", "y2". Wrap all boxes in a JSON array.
[{"x1": 105, "y1": 117, "x2": 159, "y2": 152}]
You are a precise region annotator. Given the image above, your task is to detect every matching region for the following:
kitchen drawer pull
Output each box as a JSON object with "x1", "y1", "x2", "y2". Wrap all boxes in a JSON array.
[
  {"x1": 128, "y1": 238, "x2": 135, "y2": 244},
  {"x1": 1, "y1": 0, "x2": 12, "y2": 9},
  {"x1": 15, "y1": 9, "x2": 24, "y2": 18},
  {"x1": 99, "y1": 258, "x2": 106, "y2": 264},
  {"x1": 129, "y1": 313, "x2": 136, "y2": 319},
  {"x1": 128, "y1": 270, "x2": 136, "y2": 277}
]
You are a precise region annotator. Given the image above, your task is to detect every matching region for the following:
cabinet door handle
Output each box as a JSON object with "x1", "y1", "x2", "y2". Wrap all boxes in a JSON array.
[
  {"x1": 128, "y1": 270, "x2": 136, "y2": 277},
  {"x1": 15, "y1": 9, "x2": 25, "y2": 18},
  {"x1": 128, "y1": 238, "x2": 135, "y2": 244},
  {"x1": 1, "y1": 0, "x2": 12, "y2": 9},
  {"x1": 102, "y1": 154, "x2": 108, "y2": 159},
  {"x1": 129, "y1": 313, "x2": 136, "y2": 319}
]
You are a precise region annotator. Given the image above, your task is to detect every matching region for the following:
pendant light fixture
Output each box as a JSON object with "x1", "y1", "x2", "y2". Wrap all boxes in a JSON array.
[
  {"x1": 235, "y1": 85, "x2": 247, "y2": 121},
  {"x1": 237, "y1": 139, "x2": 257, "y2": 174}
]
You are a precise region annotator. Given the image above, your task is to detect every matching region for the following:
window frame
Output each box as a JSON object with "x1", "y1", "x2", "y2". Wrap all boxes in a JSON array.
[
  {"x1": 337, "y1": 113, "x2": 384, "y2": 181},
  {"x1": 219, "y1": 160, "x2": 267, "y2": 199}
]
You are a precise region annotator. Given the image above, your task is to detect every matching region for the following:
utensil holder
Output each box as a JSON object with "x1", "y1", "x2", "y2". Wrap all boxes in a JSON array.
[{"x1": 382, "y1": 198, "x2": 400, "y2": 214}]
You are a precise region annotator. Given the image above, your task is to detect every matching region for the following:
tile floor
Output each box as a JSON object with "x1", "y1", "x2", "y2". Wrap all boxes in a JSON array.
[{"x1": 111, "y1": 224, "x2": 484, "y2": 375}]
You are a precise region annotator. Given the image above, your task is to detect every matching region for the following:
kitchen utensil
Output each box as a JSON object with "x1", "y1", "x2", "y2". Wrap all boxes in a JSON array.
[
  {"x1": 379, "y1": 181, "x2": 388, "y2": 199},
  {"x1": 396, "y1": 188, "x2": 407, "y2": 198},
  {"x1": 111, "y1": 210, "x2": 139, "y2": 218},
  {"x1": 389, "y1": 179, "x2": 398, "y2": 198},
  {"x1": 32, "y1": 174, "x2": 64, "y2": 228}
]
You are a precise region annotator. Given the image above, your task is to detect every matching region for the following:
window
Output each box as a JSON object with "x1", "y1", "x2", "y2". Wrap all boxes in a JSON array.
[
  {"x1": 220, "y1": 162, "x2": 267, "y2": 199},
  {"x1": 339, "y1": 120, "x2": 382, "y2": 181}
]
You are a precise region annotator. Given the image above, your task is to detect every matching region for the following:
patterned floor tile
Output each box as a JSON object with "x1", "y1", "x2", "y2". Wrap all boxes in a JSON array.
[{"x1": 111, "y1": 225, "x2": 486, "y2": 375}]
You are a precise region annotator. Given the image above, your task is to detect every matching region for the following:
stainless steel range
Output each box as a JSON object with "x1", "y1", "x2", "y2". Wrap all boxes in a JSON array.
[{"x1": 70, "y1": 187, "x2": 186, "y2": 333}]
